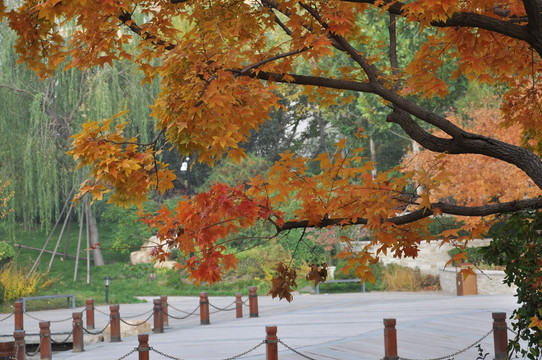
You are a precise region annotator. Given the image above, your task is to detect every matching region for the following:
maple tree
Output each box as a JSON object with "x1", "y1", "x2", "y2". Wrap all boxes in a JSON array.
[{"x1": 4, "y1": 0, "x2": 542, "y2": 312}]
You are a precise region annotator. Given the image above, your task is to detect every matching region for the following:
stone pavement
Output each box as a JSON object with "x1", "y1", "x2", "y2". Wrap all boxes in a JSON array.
[{"x1": 0, "y1": 291, "x2": 521, "y2": 359}]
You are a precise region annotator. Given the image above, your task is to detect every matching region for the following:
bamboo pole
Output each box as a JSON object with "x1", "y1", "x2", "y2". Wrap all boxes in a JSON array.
[
  {"x1": 73, "y1": 200, "x2": 85, "y2": 282},
  {"x1": 27, "y1": 188, "x2": 75, "y2": 278},
  {"x1": 48, "y1": 204, "x2": 74, "y2": 270},
  {"x1": 85, "y1": 198, "x2": 90, "y2": 284}
]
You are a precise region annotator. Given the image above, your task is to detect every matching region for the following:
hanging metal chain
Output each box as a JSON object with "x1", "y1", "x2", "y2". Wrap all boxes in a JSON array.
[
  {"x1": 120, "y1": 312, "x2": 153, "y2": 326},
  {"x1": 150, "y1": 347, "x2": 185, "y2": 360},
  {"x1": 25, "y1": 312, "x2": 72, "y2": 323},
  {"x1": 147, "y1": 340, "x2": 266, "y2": 360},
  {"x1": 121, "y1": 309, "x2": 153, "y2": 319},
  {"x1": 398, "y1": 329, "x2": 494, "y2": 360},
  {"x1": 95, "y1": 307, "x2": 110, "y2": 315},
  {"x1": 222, "y1": 340, "x2": 266, "y2": 360},
  {"x1": 25, "y1": 342, "x2": 41, "y2": 357},
  {"x1": 168, "y1": 303, "x2": 200, "y2": 315},
  {"x1": 51, "y1": 330, "x2": 74, "y2": 344},
  {"x1": 14, "y1": 342, "x2": 20, "y2": 360},
  {"x1": 164, "y1": 310, "x2": 198, "y2": 320},
  {"x1": 278, "y1": 339, "x2": 319, "y2": 360},
  {"x1": 209, "y1": 301, "x2": 236, "y2": 312},
  {"x1": 83, "y1": 320, "x2": 111, "y2": 335},
  {"x1": 115, "y1": 348, "x2": 138, "y2": 360},
  {"x1": 0, "y1": 313, "x2": 13, "y2": 322},
  {"x1": 243, "y1": 298, "x2": 250, "y2": 306},
  {"x1": 165, "y1": 304, "x2": 200, "y2": 319}
]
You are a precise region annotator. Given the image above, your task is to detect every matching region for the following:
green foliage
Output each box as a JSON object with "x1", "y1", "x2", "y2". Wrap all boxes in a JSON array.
[
  {"x1": 484, "y1": 211, "x2": 542, "y2": 359},
  {"x1": 0, "y1": 283, "x2": 4, "y2": 304},
  {"x1": 100, "y1": 202, "x2": 156, "y2": 256},
  {"x1": 197, "y1": 154, "x2": 271, "y2": 192},
  {"x1": 0, "y1": 241, "x2": 15, "y2": 266},
  {"x1": 277, "y1": 229, "x2": 326, "y2": 266},
  {"x1": 231, "y1": 243, "x2": 292, "y2": 281},
  {"x1": 318, "y1": 263, "x2": 378, "y2": 293}
]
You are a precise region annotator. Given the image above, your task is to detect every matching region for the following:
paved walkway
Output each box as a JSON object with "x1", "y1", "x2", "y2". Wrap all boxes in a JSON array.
[{"x1": 0, "y1": 291, "x2": 521, "y2": 359}]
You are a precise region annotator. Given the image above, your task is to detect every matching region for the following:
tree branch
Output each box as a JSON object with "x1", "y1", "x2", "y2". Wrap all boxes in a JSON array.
[
  {"x1": 386, "y1": 109, "x2": 542, "y2": 190},
  {"x1": 337, "y1": 0, "x2": 530, "y2": 42},
  {"x1": 0, "y1": 83, "x2": 35, "y2": 97},
  {"x1": 118, "y1": 11, "x2": 176, "y2": 50},
  {"x1": 277, "y1": 197, "x2": 542, "y2": 232}
]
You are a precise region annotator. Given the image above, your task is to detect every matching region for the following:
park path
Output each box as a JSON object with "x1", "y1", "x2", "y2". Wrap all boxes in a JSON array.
[{"x1": 0, "y1": 291, "x2": 520, "y2": 359}]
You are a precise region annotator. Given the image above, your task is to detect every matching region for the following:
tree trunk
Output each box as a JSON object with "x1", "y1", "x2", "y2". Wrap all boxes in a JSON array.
[
  {"x1": 369, "y1": 136, "x2": 377, "y2": 179},
  {"x1": 88, "y1": 206, "x2": 105, "y2": 266}
]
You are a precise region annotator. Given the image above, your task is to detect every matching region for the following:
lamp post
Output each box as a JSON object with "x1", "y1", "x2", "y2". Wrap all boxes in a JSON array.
[
  {"x1": 104, "y1": 275, "x2": 110, "y2": 304},
  {"x1": 181, "y1": 157, "x2": 191, "y2": 196}
]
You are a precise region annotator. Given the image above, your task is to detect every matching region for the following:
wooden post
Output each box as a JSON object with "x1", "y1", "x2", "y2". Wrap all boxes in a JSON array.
[
  {"x1": 383, "y1": 318, "x2": 398, "y2": 360},
  {"x1": 161, "y1": 295, "x2": 169, "y2": 327},
  {"x1": 39, "y1": 321, "x2": 52, "y2": 360},
  {"x1": 13, "y1": 330, "x2": 25, "y2": 360},
  {"x1": 153, "y1": 298, "x2": 164, "y2": 333},
  {"x1": 0, "y1": 342, "x2": 15, "y2": 359},
  {"x1": 14, "y1": 301, "x2": 23, "y2": 331},
  {"x1": 110, "y1": 305, "x2": 121, "y2": 342},
  {"x1": 235, "y1": 293, "x2": 243, "y2": 319},
  {"x1": 72, "y1": 312, "x2": 84, "y2": 352},
  {"x1": 249, "y1": 286, "x2": 259, "y2": 317},
  {"x1": 266, "y1": 326, "x2": 278, "y2": 360},
  {"x1": 85, "y1": 298, "x2": 95, "y2": 330},
  {"x1": 138, "y1": 334, "x2": 150, "y2": 360},
  {"x1": 200, "y1": 292, "x2": 210, "y2": 325},
  {"x1": 493, "y1": 312, "x2": 508, "y2": 360}
]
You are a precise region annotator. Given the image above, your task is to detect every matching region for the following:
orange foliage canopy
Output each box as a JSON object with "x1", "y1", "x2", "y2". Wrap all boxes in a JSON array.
[
  {"x1": 404, "y1": 106, "x2": 542, "y2": 211},
  {"x1": 5, "y1": 0, "x2": 542, "y2": 298}
]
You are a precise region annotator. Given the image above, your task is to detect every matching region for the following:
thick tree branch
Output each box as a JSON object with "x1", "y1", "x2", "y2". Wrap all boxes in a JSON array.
[
  {"x1": 387, "y1": 109, "x2": 542, "y2": 190},
  {"x1": 337, "y1": 0, "x2": 530, "y2": 42},
  {"x1": 230, "y1": 69, "x2": 374, "y2": 92},
  {"x1": 277, "y1": 197, "x2": 542, "y2": 232},
  {"x1": 233, "y1": 68, "x2": 542, "y2": 190},
  {"x1": 522, "y1": 0, "x2": 542, "y2": 51}
]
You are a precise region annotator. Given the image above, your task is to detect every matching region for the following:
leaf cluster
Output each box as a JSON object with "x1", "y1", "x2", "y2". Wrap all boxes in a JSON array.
[{"x1": 484, "y1": 211, "x2": 542, "y2": 358}]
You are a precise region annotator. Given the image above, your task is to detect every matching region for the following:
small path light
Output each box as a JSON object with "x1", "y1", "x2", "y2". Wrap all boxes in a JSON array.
[{"x1": 104, "y1": 275, "x2": 111, "y2": 304}]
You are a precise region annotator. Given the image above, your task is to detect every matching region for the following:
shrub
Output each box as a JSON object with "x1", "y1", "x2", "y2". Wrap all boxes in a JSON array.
[
  {"x1": 230, "y1": 243, "x2": 292, "y2": 281},
  {"x1": 0, "y1": 263, "x2": 49, "y2": 302},
  {"x1": 0, "y1": 241, "x2": 15, "y2": 267},
  {"x1": 381, "y1": 264, "x2": 421, "y2": 291}
]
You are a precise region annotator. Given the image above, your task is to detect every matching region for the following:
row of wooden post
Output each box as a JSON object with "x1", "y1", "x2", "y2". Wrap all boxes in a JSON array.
[
  {"x1": 134, "y1": 325, "x2": 278, "y2": 360},
  {"x1": 383, "y1": 312, "x2": 509, "y2": 360},
  {"x1": 132, "y1": 315, "x2": 510, "y2": 360},
  {"x1": 9, "y1": 287, "x2": 259, "y2": 359}
]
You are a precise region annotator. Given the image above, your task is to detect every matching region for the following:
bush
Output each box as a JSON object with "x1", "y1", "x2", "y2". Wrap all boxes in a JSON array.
[
  {"x1": 381, "y1": 264, "x2": 421, "y2": 291},
  {"x1": 0, "y1": 241, "x2": 15, "y2": 267},
  {"x1": 0, "y1": 263, "x2": 50, "y2": 302},
  {"x1": 230, "y1": 243, "x2": 292, "y2": 281},
  {"x1": 381, "y1": 264, "x2": 440, "y2": 291}
]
